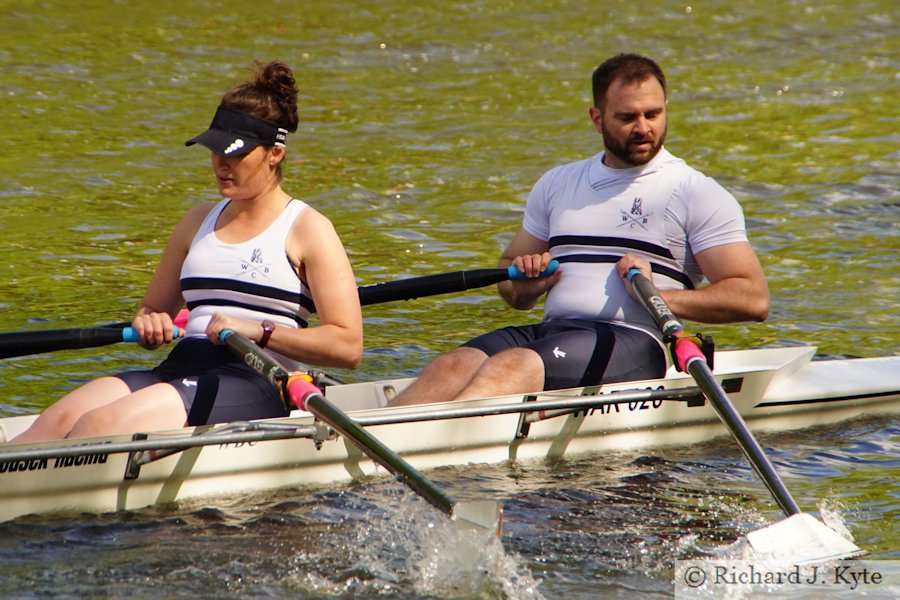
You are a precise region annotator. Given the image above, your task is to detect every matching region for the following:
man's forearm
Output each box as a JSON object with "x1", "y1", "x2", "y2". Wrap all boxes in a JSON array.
[{"x1": 660, "y1": 278, "x2": 770, "y2": 324}]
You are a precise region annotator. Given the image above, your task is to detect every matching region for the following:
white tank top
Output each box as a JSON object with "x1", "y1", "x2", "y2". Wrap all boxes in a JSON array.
[
  {"x1": 524, "y1": 148, "x2": 748, "y2": 336},
  {"x1": 180, "y1": 198, "x2": 312, "y2": 370}
]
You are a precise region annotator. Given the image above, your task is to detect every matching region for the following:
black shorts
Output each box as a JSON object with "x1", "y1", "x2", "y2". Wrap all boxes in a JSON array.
[
  {"x1": 116, "y1": 338, "x2": 289, "y2": 426},
  {"x1": 462, "y1": 319, "x2": 666, "y2": 391}
]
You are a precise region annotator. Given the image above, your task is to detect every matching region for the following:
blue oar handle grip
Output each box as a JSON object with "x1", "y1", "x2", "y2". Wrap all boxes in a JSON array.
[
  {"x1": 219, "y1": 329, "x2": 235, "y2": 343},
  {"x1": 626, "y1": 267, "x2": 641, "y2": 282},
  {"x1": 121, "y1": 325, "x2": 183, "y2": 344},
  {"x1": 507, "y1": 259, "x2": 560, "y2": 281}
]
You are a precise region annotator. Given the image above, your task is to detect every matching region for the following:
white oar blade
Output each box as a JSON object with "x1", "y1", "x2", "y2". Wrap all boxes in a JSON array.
[
  {"x1": 452, "y1": 500, "x2": 503, "y2": 537},
  {"x1": 745, "y1": 513, "x2": 866, "y2": 562}
]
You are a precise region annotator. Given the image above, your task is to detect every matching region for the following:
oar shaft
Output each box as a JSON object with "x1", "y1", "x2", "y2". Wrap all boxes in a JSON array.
[
  {"x1": 220, "y1": 330, "x2": 456, "y2": 517},
  {"x1": 290, "y1": 378, "x2": 455, "y2": 516},
  {"x1": 357, "y1": 260, "x2": 559, "y2": 306},
  {"x1": 3, "y1": 259, "x2": 557, "y2": 359},
  {"x1": 685, "y1": 357, "x2": 801, "y2": 516},
  {"x1": 358, "y1": 268, "x2": 503, "y2": 306},
  {"x1": 626, "y1": 268, "x2": 801, "y2": 517},
  {"x1": 627, "y1": 269, "x2": 681, "y2": 338},
  {"x1": 0, "y1": 326, "x2": 129, "y2": 359}
]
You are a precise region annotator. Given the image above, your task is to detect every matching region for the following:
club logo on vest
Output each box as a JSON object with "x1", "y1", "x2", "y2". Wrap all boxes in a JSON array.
[
  {"x1": 619, "y1": 197, "x2": 653, "y2": 230},
  {"x1": 238, "y1": 248, "x2": 272, "y2": 280},
  {"x1": 553, "y1": 346, "x2": 566, "y2": 359}
]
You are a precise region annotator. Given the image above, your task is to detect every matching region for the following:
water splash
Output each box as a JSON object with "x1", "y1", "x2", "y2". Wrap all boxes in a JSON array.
[
  {"x1": 279, "y1": 483, "x2": 543, "y2": 598},
  {"x1": 817, "y1": 497, "x2": 856, "y2": 544}
]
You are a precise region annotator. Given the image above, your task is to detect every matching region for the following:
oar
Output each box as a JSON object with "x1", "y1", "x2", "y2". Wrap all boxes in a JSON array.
[
  {"x1": 357, "y1": 260, "x2": 559, "y2": 306},
  {"x1": 219, "y1": 329, "x2": 502, "y2": 535},
  {"x1": 626, "y1": 268, "x2": 864, "y2": 561},
  {"x1": 0, "y1": 310, "x2": 189, "y2": 360},
  {"x1": 0, "y1": 260, "x2": 559, "y2": 359},
  {"x1": 0, "y1": 262, "x2": 559, "y2": 360}
]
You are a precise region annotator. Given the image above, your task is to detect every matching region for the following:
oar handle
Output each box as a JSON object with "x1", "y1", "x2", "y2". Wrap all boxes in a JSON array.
[
  {"x1": 120, "y1": 309, "x2": 190, "y2": 344},
  {"x1": 507, "y1": 259, "x2": 560, "y2": 280},
  {"x1": 121, "y1": 326, "x2": 183, "y2": 344},
  {"x1": 626, "y1": 267, "x2": 681, "y2": 338}
]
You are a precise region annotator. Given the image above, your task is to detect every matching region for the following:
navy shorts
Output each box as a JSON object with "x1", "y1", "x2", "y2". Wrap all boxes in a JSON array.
[
  {"x1": 462, "y1": 319, "x2": 666, "y2": 390},
  {"x1": 116, "y1": 337, "x2": 289, "y2": 426}
]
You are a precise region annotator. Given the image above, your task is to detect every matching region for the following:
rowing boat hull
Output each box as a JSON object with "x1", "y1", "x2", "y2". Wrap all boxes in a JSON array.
[{"x1": 1, "y1": 346, "x2": 898, "y2": 523}]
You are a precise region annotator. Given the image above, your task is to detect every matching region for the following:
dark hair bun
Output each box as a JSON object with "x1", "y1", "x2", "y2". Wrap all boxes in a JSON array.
[
  {"x1": 257, "y1": 61, "x2": 298, "y2": 110},
  {"x1": 222, "y1": 60, "x2": 300, "y2": 133},
  {"x1": 254, "y1": 60, "x2": 299, "y2": 132}
]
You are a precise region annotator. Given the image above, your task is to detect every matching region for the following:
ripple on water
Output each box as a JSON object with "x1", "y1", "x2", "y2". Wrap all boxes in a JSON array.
[
  {"x1": 1, "y1": 0, "x2": 897, "y2": 596},
  {"x1": 0, "y1": 415, "x2": 894, "y2": 598}
]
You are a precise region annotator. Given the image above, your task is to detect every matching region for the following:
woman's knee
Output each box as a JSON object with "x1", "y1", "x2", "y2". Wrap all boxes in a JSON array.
[
  {"x1": 20, "y1": 405, "x2": 77, "y2": 440},
  {"x1": 66, "y1": 407, "x2": 116, "y2": 439}
]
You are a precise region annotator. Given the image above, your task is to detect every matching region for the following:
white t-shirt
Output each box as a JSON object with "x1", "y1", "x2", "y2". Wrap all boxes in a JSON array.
[{"x1": 523, "y1": 148, "x2": 747, "y2": 333}]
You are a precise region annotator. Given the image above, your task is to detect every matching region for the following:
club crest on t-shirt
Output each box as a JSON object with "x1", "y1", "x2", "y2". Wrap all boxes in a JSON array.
[{"x1": 620, "y1": 197, "x2": 653, "y2": 229}]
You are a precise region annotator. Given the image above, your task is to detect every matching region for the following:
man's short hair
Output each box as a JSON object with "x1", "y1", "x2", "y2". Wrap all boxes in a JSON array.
[{"x1": 592, "y1": 54, "x2": 667, "y2": 109}]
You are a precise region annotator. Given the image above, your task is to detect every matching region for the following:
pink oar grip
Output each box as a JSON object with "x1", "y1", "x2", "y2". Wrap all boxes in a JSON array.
[
  {"x1": 286, "y1": 377, "x2": 322, "y2": 411},
  {"x1": 174, "y1": 309, "x2": 190, "y2": 329},
  {"x1": 674, "y1": 338, "x2": 706, "y2": 371}
]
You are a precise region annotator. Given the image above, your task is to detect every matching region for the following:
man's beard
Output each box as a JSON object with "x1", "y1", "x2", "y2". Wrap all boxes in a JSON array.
[{"x1": 602, "y1": 126, "x2": 667, "y2": 167}]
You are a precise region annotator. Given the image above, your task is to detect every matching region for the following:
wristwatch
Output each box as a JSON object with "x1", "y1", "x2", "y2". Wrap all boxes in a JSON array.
[{"x1": 259, "y1": 320, "x2": 275, "y2": 348}]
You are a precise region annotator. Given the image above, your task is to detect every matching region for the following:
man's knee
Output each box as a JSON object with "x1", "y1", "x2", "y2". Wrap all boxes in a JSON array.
[
  {"x1": 452, "y1": 347, "x2": 545, "y2": 399},
  {"x1": 486, "y1": 346, "x2": 543, "y2": 370},
  {"x1": 389, "y1": 347, "x2": 488, "y2": 407},
  {"x1": 427, "y1": 346, "x2": 487, "y2": 375}
]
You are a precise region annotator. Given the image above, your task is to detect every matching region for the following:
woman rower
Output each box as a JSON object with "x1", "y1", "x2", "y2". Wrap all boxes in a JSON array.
[{"x1": 10, "y1": 60, "x2": 362, "y2": 443}]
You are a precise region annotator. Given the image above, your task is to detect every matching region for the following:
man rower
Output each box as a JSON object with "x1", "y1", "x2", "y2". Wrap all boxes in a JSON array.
[{"x1": 389, "y1": 53, "x2": 769, "y2": 406}]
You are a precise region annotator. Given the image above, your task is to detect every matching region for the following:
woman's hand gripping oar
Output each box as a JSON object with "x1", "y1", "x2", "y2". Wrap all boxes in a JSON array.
[
  {"x1": 0, "y1": 309, "x2": 189, "y2": 359},
  {"x1": 625, "y1": 267, "x2": 864, "y2": 562},
  {"x1": 218, "y1": 328, "x2": 502, "y2": 536}
]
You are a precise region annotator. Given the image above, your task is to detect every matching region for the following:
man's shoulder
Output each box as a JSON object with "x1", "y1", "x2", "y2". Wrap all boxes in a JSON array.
[
  {"x1": 535, "y1": 153, "x2": 599, "y2": 188},
  {"x1": 545, "y1": 154, "x2": 596, "y2": 176},
  {"x1": 647, "y1": 148, "x2": 692, "y2": 174},
  {"x1": 648, "y1": 149, "x2": 728, "y2": 193}
]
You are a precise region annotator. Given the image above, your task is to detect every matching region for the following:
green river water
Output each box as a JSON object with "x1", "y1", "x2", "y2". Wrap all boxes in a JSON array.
[{"x1": 0, "y1": 1, "x2": 897, "y2": 598}]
